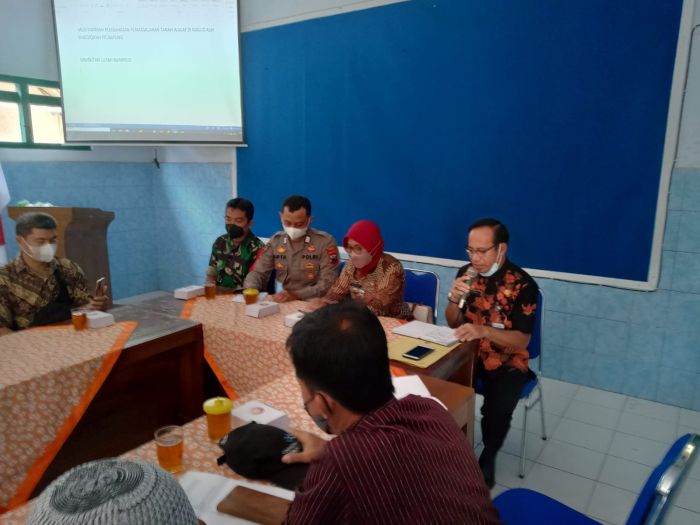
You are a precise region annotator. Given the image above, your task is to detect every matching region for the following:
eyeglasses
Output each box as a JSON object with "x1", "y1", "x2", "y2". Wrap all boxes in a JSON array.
[
  {"x1": 302, "y1": 393, "x2": 316, "y2": 411},
  {"x1": 466, "y1": 244, "x2": 496, "y2": 258},
  {"x1": 346, "y1": 245, "x2": 366, "y2": 255}
]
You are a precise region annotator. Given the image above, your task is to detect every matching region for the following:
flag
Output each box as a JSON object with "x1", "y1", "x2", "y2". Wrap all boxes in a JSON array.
[{"x1": 0, "y1": 163, "x2": 10, "y2": 266}]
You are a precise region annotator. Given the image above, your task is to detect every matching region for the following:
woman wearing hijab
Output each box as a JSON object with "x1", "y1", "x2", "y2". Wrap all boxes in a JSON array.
[{"x1": 323, "y1": 220, "x2": 410, "y2": 318}]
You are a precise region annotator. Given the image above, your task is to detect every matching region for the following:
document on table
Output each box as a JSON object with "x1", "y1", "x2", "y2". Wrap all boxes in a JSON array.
[
  {"x1": 392, "y1": 375, "x2": 447, "y2": 410},
  {"x1": 179, "y1": 471, "x2": 294, "y2": 525},
  {"x1": 391, "y1": 320, "x2": 459, "y2": 346}
]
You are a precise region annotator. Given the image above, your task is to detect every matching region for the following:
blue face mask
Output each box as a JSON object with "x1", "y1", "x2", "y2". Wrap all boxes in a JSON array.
[
  {"x1": 304, "y1": 393, "x2": 332, "y2": 434},
  {"x1": 309, "y1": 414, "x2": 330, "y2": 434},
  {"x1": 480, "y1": 245, "x2": 502, "y2": 277}
]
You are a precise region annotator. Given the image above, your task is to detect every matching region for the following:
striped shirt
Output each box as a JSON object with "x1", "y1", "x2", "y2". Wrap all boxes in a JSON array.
[{"x1": 284, "y1": 395, "x2": 501, "y2": 525}]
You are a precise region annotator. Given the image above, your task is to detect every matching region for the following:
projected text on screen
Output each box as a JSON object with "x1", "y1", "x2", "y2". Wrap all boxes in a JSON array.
[{"x1": 53, "y1": 0, "x2": 244, "y2": 143}]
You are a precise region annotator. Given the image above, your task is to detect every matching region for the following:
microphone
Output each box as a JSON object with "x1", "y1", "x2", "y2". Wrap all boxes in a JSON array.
[{"x1": 458, "y1": 266, "x2": 479, "y2": 310}]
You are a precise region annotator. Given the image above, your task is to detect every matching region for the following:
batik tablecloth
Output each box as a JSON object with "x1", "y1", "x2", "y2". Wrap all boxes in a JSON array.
[
  {"x1": 0, "y1": 370, "x2": 323, "y2": 524},
  {"x1": 0, "y1": 322, "x2": 136, "y2": 512},
  {"x1": 181, "y1": 296, "x2": 402, "y2": 399}
]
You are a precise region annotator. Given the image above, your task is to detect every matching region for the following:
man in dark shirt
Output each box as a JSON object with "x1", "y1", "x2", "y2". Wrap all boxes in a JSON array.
[
  {"x1": 280, "y1": 302, "x2": 500, "y2": 524},
  {"x1": 446, "y1": 218, "x2": 539, "y2": 489},
  {"x1": 206, "y1": 198, "x2": 264, "y2": 291}
]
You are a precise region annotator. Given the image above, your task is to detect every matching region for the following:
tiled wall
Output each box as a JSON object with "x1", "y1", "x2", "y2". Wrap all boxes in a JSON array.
[
  {"x1": 412, "y1": 166, "x2": 700, "y2": 411},
  {"x1": 0, "y1": 161, "x2": 232, "y2": 299},
  {"x1": 535, "y1": 166, "x2": 700, "y2": 410},
  {"x1": 2, "y1": 161, "x2": 699, "y2": 409},
  {"x1": 152, "y1": 163, "x2": 232, "y2": 291}
]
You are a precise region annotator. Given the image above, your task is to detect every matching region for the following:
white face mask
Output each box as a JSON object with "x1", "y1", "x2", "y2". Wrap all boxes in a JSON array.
[
  {"x1": 350, "y1": 251, "x2": 372, "y2": 269},
  {"x1": 22, "y1": 240, "x2": 57, "y2": 263},
  {"x1": 479, "y1": 245, "x2": 502, "y2": 277},
  {"x1": 283, "y1": 225, "x2": 307, "y2": 241}
]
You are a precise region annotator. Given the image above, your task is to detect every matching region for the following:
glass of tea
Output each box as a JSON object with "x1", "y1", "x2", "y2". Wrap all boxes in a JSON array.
[
  {"x1": 203, "y1": 397, "x2": 233, "y2": 442},
  {"x1": 71, "y1": 308, "x2": 88, "y2": 330},
  {"x1": 204, "y1": 283, "x2": 216, "y2": 300},
  {"x1": 242, "y1": 288, "x2": 259, "y2": 305},
  {"x1": 154, "y1": 425, "x2": 184, "y2": 473}
]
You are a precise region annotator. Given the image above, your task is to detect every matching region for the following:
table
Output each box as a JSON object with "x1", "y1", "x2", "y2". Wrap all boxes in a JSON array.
[
  {"x1": 11, "y1": 305, "x2": 207, "y2": 501},
  {"x1": 32, "y1": 305, "x2": 207, "y2": 496},
  {"x1": 0, "y1": 372, "x2": 474, "y2": 525},
  {"x1": 132, "y1": 292, "x2": 476, "y2": 391}
]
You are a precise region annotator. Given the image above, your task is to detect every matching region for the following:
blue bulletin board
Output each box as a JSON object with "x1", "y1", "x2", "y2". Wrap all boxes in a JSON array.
[{"x1": 237, "y1": 0, "x2": 685, "y2": 283}]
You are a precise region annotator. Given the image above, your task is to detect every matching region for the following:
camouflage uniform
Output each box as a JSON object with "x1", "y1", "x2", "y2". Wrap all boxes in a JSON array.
[
  {"x1": 243, "y1": 228, "x2": 340, "y2": 300},
  {"x1": 207, "y1": 230, "x2": 264, "y2": 290},
  {"x1": 0, "y1": 255, "x2": 91, "y2": 330}
]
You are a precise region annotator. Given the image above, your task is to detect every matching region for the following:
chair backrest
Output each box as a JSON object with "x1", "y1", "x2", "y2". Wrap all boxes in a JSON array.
[
  {"x1": 403, "y1": 268, "x2": 439, "y2": 323},
  {"x1": 626, "y1": 433, "x2": 699, "y2": 525},
  {"x1": 527, "y1": 289, "x2": 544, "y2": 361}
]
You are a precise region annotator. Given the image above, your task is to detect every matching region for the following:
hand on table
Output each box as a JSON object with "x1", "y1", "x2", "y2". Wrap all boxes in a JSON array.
[
  {"x1": 269, "y1": 290, "x2": 298, "y2": 303},
  {"x1": 454, "y1": 322, "x2": 487, "y2": 342},
  {"x1": 307, "y1": 297, "x2": 332, "y2": 310},
  {"x1": 281, "y1": 430, "x2": 328, "y2": 464}
]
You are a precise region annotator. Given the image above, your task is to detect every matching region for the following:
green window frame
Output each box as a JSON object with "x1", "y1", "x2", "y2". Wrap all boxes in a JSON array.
[{"x1": 0, "y1": 74, "x2": 88, "y2": 150}]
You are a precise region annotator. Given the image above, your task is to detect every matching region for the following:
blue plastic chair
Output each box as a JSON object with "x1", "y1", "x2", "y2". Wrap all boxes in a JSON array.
[
  {"x1": 493, "y1": 433, "x2": 700, "y2": 525},
  {"x1": 403, "y1": 268, "x2": 439, "y2": 323},
  {"x1": 475, "y1": 289, "x2": 546, "y2": 478}
]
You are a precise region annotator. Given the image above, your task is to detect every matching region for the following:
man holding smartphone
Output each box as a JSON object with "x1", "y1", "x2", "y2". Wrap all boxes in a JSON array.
[
  {"x1": 0, "y1": 212, "x2": 109, "y2": 334},
  {"x1": 445, "y1": 218, "x2": 538, "y2": 489}
]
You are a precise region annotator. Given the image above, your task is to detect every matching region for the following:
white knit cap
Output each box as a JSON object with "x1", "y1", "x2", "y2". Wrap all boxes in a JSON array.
[{"x1": 26, "y1": 459, "x2": 198, "y2": 525}]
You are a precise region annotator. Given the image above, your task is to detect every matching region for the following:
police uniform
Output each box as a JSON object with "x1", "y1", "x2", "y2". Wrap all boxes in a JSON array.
[{"x1": 243, "y1": 228, "x2": 340, "y2": 300}]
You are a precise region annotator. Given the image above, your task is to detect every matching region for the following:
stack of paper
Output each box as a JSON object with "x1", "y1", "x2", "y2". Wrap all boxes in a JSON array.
[
  {"x1": 392, "y1": 321, "x2": 459, "y2": 346},
  {"x1": 391, "y1": 375, "x2": 447, "y2": 410}
]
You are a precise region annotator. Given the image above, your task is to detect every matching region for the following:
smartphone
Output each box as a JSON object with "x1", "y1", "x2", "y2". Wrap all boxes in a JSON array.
[
  {"x1": 94, "y1": 277, "x2": 106, "y2": 297},
  {"x1": 402, "y1": 345, "x2": 434, "y2": 361}
]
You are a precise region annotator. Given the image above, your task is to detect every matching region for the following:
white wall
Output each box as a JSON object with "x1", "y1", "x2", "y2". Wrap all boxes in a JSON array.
[
  {"x1": 0, "y1": 0, "x2": 407, "y2": 82},
  {"x1": 1, "y1": 0, "x2": 697, "y2": 169},
  {"x1": 240, "y1": 0, "x2": 407, "y2": 32},
  {"x1": 0, "y1": 0, "x2": 59, "y2": 80},
  {"x1": 677, "y1": 3, "x2": 700, "y2": 168}
]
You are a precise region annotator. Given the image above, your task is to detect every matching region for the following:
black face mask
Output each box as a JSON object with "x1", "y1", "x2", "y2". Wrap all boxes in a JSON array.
[{"x1": 226, "y1": 224, "x2": 245, "y2": 238}]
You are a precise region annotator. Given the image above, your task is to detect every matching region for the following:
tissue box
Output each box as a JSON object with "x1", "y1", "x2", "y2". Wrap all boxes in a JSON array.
[
  {"x1": 245, "y1": 301, "x2": 280, "y2": 318},
  {"x1": 284, "y1": 311, "x2": 305, "y2": 328},
  {"x1": 232, "y1": 400, "x2": 288, "y2": 431},
  {"x1": 87, "y1": 311, "x2": 115, "y2": 329},
  {"x1": 174, "y1": 285, "x2": 204, "y2": 300}
]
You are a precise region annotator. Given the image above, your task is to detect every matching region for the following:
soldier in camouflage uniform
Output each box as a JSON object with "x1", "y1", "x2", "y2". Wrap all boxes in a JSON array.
[
  {"x1": 244, "y1": 195, "x2": 339, "y2": 302},
  {"x1": 206, "y1": 198, "x2": 264, "y2": 290}
]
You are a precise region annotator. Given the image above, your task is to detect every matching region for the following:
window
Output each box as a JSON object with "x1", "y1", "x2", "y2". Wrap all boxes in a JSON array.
[{"x1": 0, "y1": 74, "x2": 87, "y2": 150}]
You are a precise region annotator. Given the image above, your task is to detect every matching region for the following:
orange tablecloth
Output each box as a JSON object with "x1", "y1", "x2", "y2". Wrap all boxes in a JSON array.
[
  {"x1": 0, "y1": 371, "x2": 321, "y2": 525},
  {"x1": 0, "y1": 322, "x2": 137, "y2": 512},
  {"x1": 182, "y1": 297, "x2": 402, "y2": 400}
]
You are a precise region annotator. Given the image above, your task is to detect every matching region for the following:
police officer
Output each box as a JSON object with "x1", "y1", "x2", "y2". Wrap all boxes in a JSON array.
[{"x1": 244, "y1": 195, "x2": 340, "y2": 302}]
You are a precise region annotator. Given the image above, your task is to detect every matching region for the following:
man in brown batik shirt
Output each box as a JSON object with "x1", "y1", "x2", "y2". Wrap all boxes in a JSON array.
[{"x1": 0, "y1": 212, "x2": 108, "y2": 334}]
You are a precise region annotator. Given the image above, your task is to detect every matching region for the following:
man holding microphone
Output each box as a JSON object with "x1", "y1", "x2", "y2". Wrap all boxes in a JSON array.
[{"x1": 446, "y1": 218, "x2": 539, "y2": 488}]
